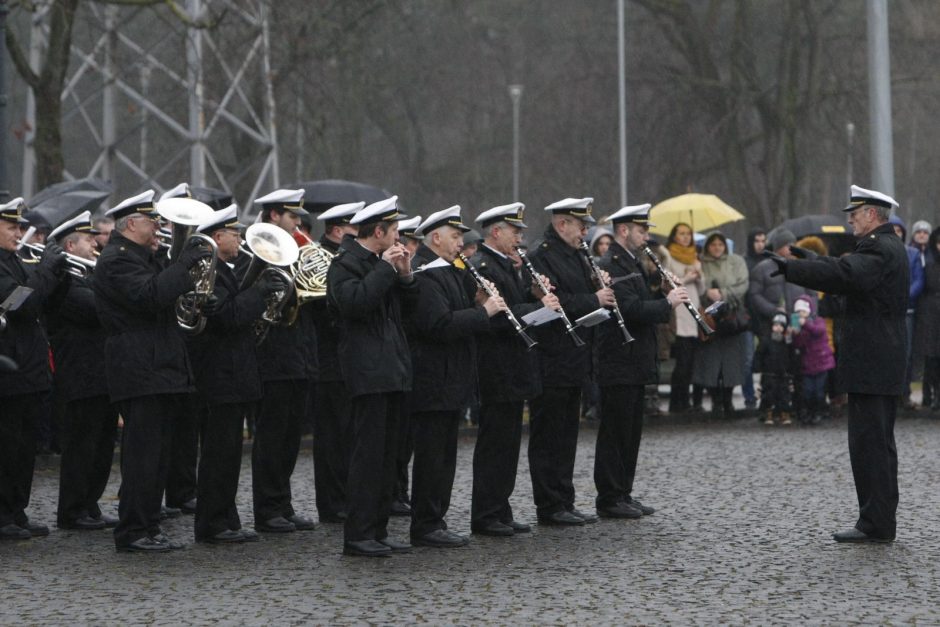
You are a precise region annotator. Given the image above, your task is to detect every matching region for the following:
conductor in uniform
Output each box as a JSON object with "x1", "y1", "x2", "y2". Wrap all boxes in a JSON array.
[
  {"x1": 594, "y1": 204, "x2": 688, "y2": 519},
  {"x1": 46, "y1": 212, "x2": 119, "y2": 531},
  {"x1": 469, "y1": 202, "x2": 559, "y2": 536},
  {"x1": 766, "y1": 185, "x2": 908, "y2": 543},
  {"x1": 94, "y1": 190, "x2": 212, "y2": 552},
  {"x1": 0, "y1": 197, "x2": 69, "y2": 540},
  {"x1": 527, "y1": 197, "x2": 615, "y2": 526},
  {"x1": 327, "y1": 196, "x2": 416, "y2": 557}
]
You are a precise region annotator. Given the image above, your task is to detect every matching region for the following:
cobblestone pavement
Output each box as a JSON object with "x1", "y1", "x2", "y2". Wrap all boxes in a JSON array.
[{"x1": 4, "y1": 414, "x2": 940, "y2": 624}]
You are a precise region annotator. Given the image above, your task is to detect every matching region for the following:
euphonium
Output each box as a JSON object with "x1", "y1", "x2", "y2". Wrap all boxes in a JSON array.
[
  {"x1": 156, "y1": 198, "x2": 218, "y2": 334},
  {"x1": 239, "y1": 223, "x2": 300, "y2": 343}
]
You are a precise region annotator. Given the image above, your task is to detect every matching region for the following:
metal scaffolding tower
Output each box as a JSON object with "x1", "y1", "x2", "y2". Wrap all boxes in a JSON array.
[{"x1": 22, "y1": 0, "x2": 279, "y2": 207}]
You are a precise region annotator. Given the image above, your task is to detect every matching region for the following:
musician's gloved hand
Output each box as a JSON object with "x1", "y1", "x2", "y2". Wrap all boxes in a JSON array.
[
  {"x1": 39, "y1": 242, "x2": 69, "y2": 275},
  {"x1": 200, "y1": 294, "x2": 220, "y2": 317},
  {"x1": 788, "y1": 245, "x2": 817, "y2": 260},
  {"x1": 258, "y1": 271, "x2": 291, "y2": 297},
  {"x1": 177, "y1": 243, "x2": 212, "y2": 270},
  {"x1": 762, "y1": 250, "x2": 788, "y2": 278}
]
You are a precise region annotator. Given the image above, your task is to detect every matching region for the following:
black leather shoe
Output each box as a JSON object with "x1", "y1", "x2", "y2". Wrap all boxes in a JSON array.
[
  {"x1": 833, "y1": 528, "x2": 894, "y2": 544},
  {"x1": 202, "y1": 529, "x2": 244, "y2": 544},
  {"x1": 472, "y1": 521, "x2": 514, "y2": 537},
  {"x1": 160, "y1": 506, "x2": 182, "y2": 520},
  {"x1": 389, "y1": 499, "x2": 411, "y2": 517},
  {"x1": 151, "y1": 533, "x2": 186, "y2": 550},
  {"x1": 628, "y1": 499, "x2": 655, "y2": 516},
  {"x1": 538, "y1": 511, "x2": 585, "y2": 526},
  {"x1": 63, "y1": 516, "x2": 107, "y2": 530},
  {"x1": 343, "y1": 539, "x2": 392, "y2": 557},
  {"x1": 506, "y1": 520, "x2": 531, "y2": 534},
  {"x1": 94, "y1": 513, "x2": 119, "y2": 528},
  {"x1": 22, "y1": 520, "x2": 50, "y2": 537},
  {"x1": 238, "y1": 529, "x2": 260, "y2": 542},
  {"x1": 597, "y1": 503, "x2": 643, "y2": 519},
  {"x1": 117, "y1": 537, "x2": 173, "y2": 553},
  {"x1": 0, "y1": 524, "x2": 31, "y2": 540},
  {"x1": 256, "y1": 516, "x2": 296, "y2": 533},
  {"x1": 569, "y1": 509, "x2": 598, "y2": 524},
  {"x1": 378, "y1": 537, "x2": 412, "y2": 553},
  {"x1": 411, "y1": 529, "x2": 469, "y2": 548},
  {"x1": 286, "y1": 515, "x2": 317, "y2": 531},
  {"x1": 319, "y1": 512, "x2": 347, "y2": 524},
  {"x1": 179, "y1": 499, "x2": 197, "y2": 514}
]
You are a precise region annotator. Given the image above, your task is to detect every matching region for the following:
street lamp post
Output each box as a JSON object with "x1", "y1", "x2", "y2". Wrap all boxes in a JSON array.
[
  {"x1": 846, "y1": 121, "x2": 855, "y2": 199},
  {"x1": 509, "y1": 84, "x2": 523, "y2": 201}
]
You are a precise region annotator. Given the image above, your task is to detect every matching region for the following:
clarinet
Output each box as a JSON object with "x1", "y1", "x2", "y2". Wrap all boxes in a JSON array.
[
  {"x1": 458, "y1": 253, "x2": 537, "y2": 350},
  {"x1": 514, "y1": 246, "x2": 586, "y2": 347},
  {"x1": 578, "y1": 241, "x2": 635, "y2": 344},
  {"x1": 641, "y1": 245, "x2": 714, "y2": 336}
]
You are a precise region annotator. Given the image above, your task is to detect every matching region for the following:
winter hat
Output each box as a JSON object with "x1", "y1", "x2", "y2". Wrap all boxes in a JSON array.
[
  {"x1": 768, "y1": 228, "x2": 796, "y2": 252},
  {"x1": 794, "y1": 299, "x2": 811, "y2": 314},
  {"x1": 772, "y1": 312, "x2": 788, "y2": 327},
  {"x1": 912, "y1": 220, "x2": 932, "y2": 234}
]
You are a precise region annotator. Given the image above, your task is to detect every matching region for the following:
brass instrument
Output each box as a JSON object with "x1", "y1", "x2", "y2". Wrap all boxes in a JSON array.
[
  {"x1": 641, "y1": 245, "x2": 714, "y2": 336},
  {"x1": 239, "y1": 223, "x2": 300, "y2": 344},
  {"x1": 17, "y1": 240, "x2": 97, "y2": 278},
  {"x1": 156, "y1": 198, "x2": 218, "y2": 334},
  {"x1": 578, "y1": 240, "x2": 634, "y2": 344},
  {"x1": 515, "y1": 246, "x2": 585, "y2": 347},
  {"x1": 458, "y1": 252, "x2": 537, "y2": 349},
  {"x1": 291, "y1": 228, "x2": 333, "y2": 302}
]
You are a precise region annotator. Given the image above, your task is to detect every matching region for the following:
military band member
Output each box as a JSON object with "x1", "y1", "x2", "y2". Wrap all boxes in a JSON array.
[
  {"x1": 527, "y1": 197, "x2": 616, "y2": 526},
  {"x1": 327, "y1": 196, "x2": 415, "y2": 557},
  {"x1": 0, "y1": 198, "x2": 69, "y2": 540},
  {"x1": 94, "y1": 190, "x2": 212, "y2": 552},
  {"x1": 398, "y1": 216, "x2": 423, "y2": 256},
  {"x1": 46, "y1": 212, "x2": 119, "y2": 530},
  {"x1": 469, "y1": 203, "x2": 560, "y2": 536},
  {"x1": 594, "y1": 204, "x2": 689, "y2": 519},
  {"x1": 250, "y1": 188, "x2": 318, "y2": 533},
  {"x1": 308, "y1": 201, "x2": 364, "y2": 523},
  {"x1": 188, "y1": 205, "x2": 285, "y2": 543},
  {"x1": 407, "y1": 206, "x2": 506, "y2": 548}
]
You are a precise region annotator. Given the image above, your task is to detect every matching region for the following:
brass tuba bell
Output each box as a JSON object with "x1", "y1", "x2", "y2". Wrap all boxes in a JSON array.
[{"x1": 240, "y1": 223, "x2": 300, "y2": 343}]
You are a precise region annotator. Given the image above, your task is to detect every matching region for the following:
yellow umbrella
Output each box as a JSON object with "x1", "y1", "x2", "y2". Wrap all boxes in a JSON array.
[{"x1": 648, "y1": 193, "x2": 744, "y2": 237}]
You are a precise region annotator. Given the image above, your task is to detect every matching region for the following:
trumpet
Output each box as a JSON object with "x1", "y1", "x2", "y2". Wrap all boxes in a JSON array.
[
  {"x1": 641, "y1": 245, "x2": 714, "y2": 336},
  {"x1": 156, "y1": 197, "x2": 219, "y2": 334},
  {"x1": 458, "y1": 253, "x2": 537, "y2": 350},
  {"x1": 17, "y1": 240, "x2": 97, "y2": 278},
  {"x1": 514, "y1": 246, "x2": 585, "y2": 347},
  {"x1": 239, "y1": 223, "x2": 300, "y2": 344},
  {"x1": 578, "y1": 240, "x2": 634, "y2": 344}
]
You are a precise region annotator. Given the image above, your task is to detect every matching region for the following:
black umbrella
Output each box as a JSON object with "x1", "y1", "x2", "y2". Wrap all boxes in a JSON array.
[
  {"x1": 30, "y1": 189, "x2": 112, "y2": 228},
  {"x1": 29, "y1": 177, "x2": 113, "y2": 208},
  {"x1": 777, "y1": 214, "x2": 847, "y2": 239},
  {"x1": 190, "y1": 186, "x2": 233, "y2": 211},
  {"x1": 293, "y1": 179, "x2": 394, "y2": 214}
]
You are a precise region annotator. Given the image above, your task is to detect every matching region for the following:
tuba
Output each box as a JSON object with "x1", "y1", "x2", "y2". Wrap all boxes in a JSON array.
[
  {"x1": 240, "y1": 223, "x2": 300, "y2": 344},
  {"x1": 156, "y1": 198, "x2": 218, "y2": 335}
]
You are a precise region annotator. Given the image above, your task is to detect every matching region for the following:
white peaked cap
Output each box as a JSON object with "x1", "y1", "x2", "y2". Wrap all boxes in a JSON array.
[
  {"x1": 106, "y1": 190, "x2": 157, "y2": 218},
  {"x1": 317, "y1": 201, "x2": 365, "y2": 223},
  {"x1": 606, "y1": 203, "x2": 654, "y2": 226},
  {"x1": 350, "y1": 195, "x2": 406, "y2": 225},
  {"x1": 48, "y1": 211, "x2": 95, "y2": 240},
  {"x1": 160, "y1": 182, "x2": 190, "y2": 201},
  {"x1": 415, "y1": 205, "x2": 470, "y2": 237}
]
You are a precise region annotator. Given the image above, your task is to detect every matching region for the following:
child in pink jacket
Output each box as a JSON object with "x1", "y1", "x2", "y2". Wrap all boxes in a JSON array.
[{"x1": 791, "y1": 295, "x2": 836, "y2": 424}]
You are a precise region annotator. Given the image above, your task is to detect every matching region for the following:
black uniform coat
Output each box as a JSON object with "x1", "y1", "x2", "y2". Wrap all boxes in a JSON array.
[
  {"x1": 93, "y1": 231, "x2": 196, "y2": 403},
  {"x1": 527, "y1": 225, "x2": 601, "y2": 388},
  {"x1": 47, "y1": 275, "x2": 108, "y2": 402},
  {"x1": 187, "y1": 260, "x2": 266, "y2": 404},
  {"x1": 785, "y1": 222, "x2": 909, "y2": 396},
  {"x1": 0, "y1": 249, "x2": 67, "y2": 396},
  {"x1": 595, "y1": 241, "x2": 671, "y2": 386},
  {"x1": 307, "y1": 235, "x2": 343, "y2": 383},
  {"x1": 256, "y1": 299, "x2": 318, "y2": 383},
  {"x1": 471, "y1": 244, "x2": 541, "y2": 403},
  {"x1": 410, "y1": 244, "x2": 490, "y2": 413},
  {"x1": 326, "y1": 236, "x2": 416, "y2": 398}
]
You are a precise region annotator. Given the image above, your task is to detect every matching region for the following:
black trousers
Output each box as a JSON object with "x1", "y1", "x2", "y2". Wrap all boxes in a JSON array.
[
  {"x1": 165, "y1": 394, "x2": 199, "y2": 508},
  {"x1": 56, "y1": 394, "x2": 118, "y2": 525},
  {"x1": 410, "y1": 410, "x2": 460, "y2": 537},
  {"x1": 471, "y1": 400, "x2": 524, "y2": 527},
  {"x1": 528, "y1": 385, "x2": 582, "y2": 517},
  {"x1": 252, "y1": 379, "x2": 307, "y2": 522},
  {"x1": 594, "y1": 385, "x2": 645, "y2": 508},
  {"x1": 669, "y1": 336, "x2": 697, "y2": 410},
  {"x1": 312, "y1": 381, "x2": 350, "y2": 519},
  {"x1": 114, "y1": 394, "x2": 187, "y2": 547},
  {"x1": 0, "y1": 393, "x2": 42, "y2": 528},
  {"x1": 847, "y1": 394, "x2": 899, "y2": 538},
  {"x1": 395, "y1": 395, "x2": 414, "y2": 503},
  {"x1": 195, "y1": 402, "x2": 247, "y2": 540},
  {"x1": 345, "y1": 392, "x2": 402, "y2": 542}
]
